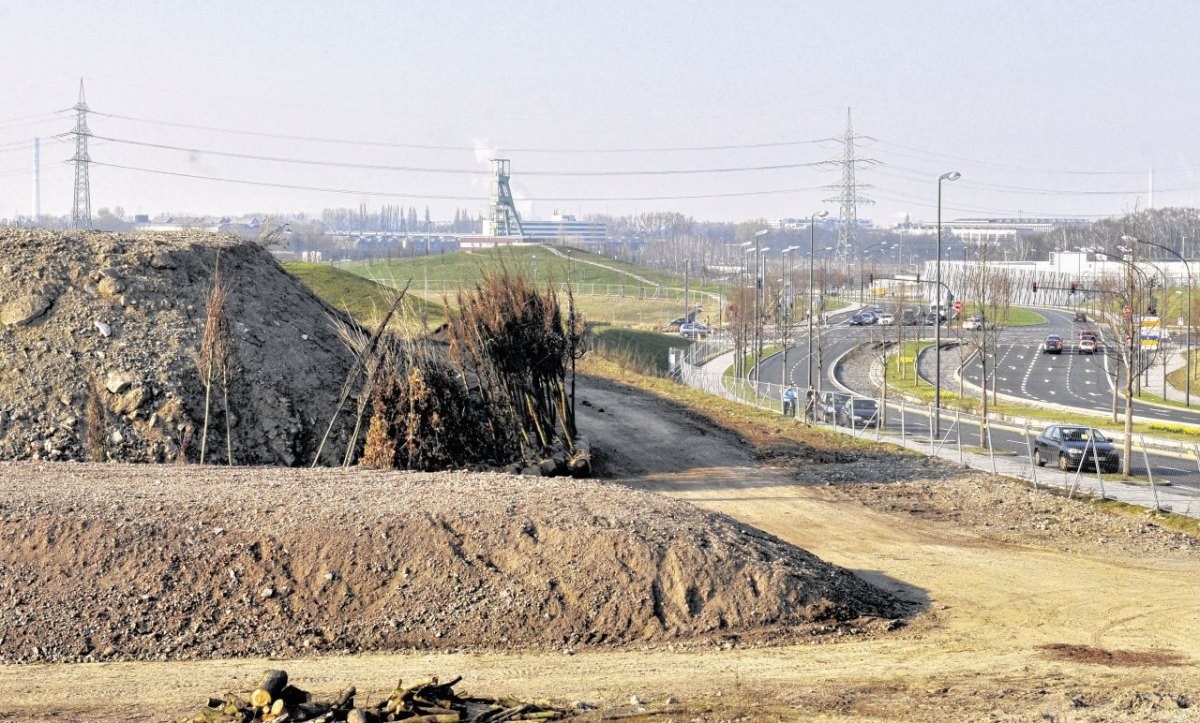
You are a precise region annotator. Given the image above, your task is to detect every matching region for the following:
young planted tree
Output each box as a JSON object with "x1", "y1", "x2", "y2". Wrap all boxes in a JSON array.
[
  {"x1": 194, "y1": 251, "x2": 237, "y2": 465},
  {"x1": 956, "y1": 241, "x2": 1016, "y2": 446},
  {"x1": 1089, "y1": 258, "x2": 1163, "y2": 477}
]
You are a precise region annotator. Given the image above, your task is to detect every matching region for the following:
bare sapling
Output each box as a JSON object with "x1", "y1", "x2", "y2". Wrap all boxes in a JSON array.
[
  {"x1": 195, "y1": 250, "x2": 236, "y2": 465},
  {"x1": 312, "y1": 280, "x2": 410, "y2": 466}
]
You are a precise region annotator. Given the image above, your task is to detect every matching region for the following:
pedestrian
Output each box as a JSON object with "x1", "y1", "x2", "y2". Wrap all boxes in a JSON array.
[
  {"x1": 804, "y1": 385, "x2": 817, "y2": 424},
  {"x1": 782, "y1": 385, "x2": 796, "y2": 417}
]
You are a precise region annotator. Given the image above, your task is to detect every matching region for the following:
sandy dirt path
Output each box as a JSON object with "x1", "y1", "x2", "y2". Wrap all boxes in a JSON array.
[{"x1": 2, "y1": 375, "x2": 1198, "y2": 721}]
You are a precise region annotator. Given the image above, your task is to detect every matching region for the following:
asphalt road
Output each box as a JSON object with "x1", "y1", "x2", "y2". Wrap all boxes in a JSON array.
[
  {"x1": 958, "y1": 307, "x2": 1200, "y2": 425},
  {"x1": 745, "y1": 304, "x2": 1200, "y2": 495}
]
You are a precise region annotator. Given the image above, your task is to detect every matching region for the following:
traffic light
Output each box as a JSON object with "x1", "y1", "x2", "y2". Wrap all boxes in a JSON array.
[
  {"x1": 1032, "y1": 280, "x2": 1038, "y2": 293},
  {"x1": 869, "y1": 273, "x2": 874, "y2": 284},
  {"x1": 1069, "y1": 281, "x2": 1077, "y2": 294}
]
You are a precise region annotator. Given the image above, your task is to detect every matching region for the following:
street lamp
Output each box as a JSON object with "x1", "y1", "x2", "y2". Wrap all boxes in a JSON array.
[
  {"x1": 780, "y1": 245, "x2": 800, "y2": 397},
  {"x1": 934, "y1": 170, "x2": 961, "y2": 435},
  {"x1": 754, "y1": 229, "x2": 769, "y2": 365},
  {"x1": 1129, "y1": 236, "x2": 1190, "y2": 405},
  {"x1": 808, "y1": 210, "x2": 829, "y2": 389}
]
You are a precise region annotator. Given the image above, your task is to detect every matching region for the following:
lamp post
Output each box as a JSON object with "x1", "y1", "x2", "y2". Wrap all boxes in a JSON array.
[
  {"x1": 754, "y1": 229, "x2": 769, "y2": 366},
  {"x1": 736, "y1": 242, "x2": 753, "y2": 378},
  {"x1": 934, "y1": 170, "x2": 961, "y2": 435},
  {"x1": 781, "y1": 245, "x2": 800, "y2": 397},
  {"x1": 808, "y1": 210, "x2": 829, "y2": 389},
  {"x1": 1128, "y1": 237, "x2": 1190, "y2": 405}
]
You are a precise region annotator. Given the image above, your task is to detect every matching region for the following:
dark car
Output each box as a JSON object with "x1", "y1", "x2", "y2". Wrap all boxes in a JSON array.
[
  {"x1": 922, "y1": 312, "x2": 940, "y2": 326},
  {"x1": 816, "y1": 391, "x2": 850, "y2": 423},
  {"x1": 1042, "y1": 334, "x2": 1064, "y2": 354},
  {"x1": 849, "y1": 312, "x2": 875, "y2": 326},
  {"x1": 1032, "y1": 425, "x2": 1120, "y2": 472},
  {"x1": 837, "y1": 398, "x2": 879, "y2": 428},
  {"x1": 1073, "y1": 310, "x2": 1088, "y2": 323}
]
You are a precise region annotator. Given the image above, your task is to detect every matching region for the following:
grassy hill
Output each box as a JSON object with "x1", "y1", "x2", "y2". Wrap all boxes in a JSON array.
[
  {"x1": 342, "y1": 245, "x2": 723, "y2": 294},
  {"x1": 283, "y1": 262, "x2": 445, "y2": 329}
]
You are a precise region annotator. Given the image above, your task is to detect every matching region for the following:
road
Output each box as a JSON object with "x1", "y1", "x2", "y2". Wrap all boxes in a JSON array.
[
  {"x1": 748, "y1": 305, "x2": 1200, "y2": 496},
  {"x1": 958, "y1": 307, "x2": 1200, "y2": 425}
]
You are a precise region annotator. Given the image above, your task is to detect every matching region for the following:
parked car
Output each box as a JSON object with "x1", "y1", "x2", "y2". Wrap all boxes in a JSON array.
[
  {"x1": 1078, "y1": 337, "x2": 1097, "y2": 354},
  {"x1": 837, "y1": 398, "x2": 880, "y2": 428},
  {"x1": 679, "y1": 322, "x2": 710, "y2": 339},
  {"x1": 816, "y1": 391, "x2": 851, "y2": 423},
  {"x1": 1042, "y1": 334, "x2": 1064, "y2": 354},
  {"x1": 877, "y1": 312, "x2": 896, "y2": 326},
  {"x1": 1032, "y1": 424, "x2": 1120, "y2": 472}
]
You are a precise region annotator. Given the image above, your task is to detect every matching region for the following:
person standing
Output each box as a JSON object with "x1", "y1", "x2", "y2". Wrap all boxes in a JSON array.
[
  {"x1": 804, "y1": 385, "x2": 817, "y2": 424},
  {"x1": 782, "y1": 385, "x2": 796, "y2": 417}
]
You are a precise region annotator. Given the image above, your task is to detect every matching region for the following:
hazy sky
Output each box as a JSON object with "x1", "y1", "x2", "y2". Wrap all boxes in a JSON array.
[{"x1": 2, "y1": 0, "x2": 1198, "y2": 226}]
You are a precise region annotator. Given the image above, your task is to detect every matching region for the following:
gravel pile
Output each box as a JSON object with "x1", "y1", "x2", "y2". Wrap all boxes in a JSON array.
[
  {"x1": 0, "y1": 462, "x2": 905, "y2": 664},
  {"x1": 0, "y1": 229, "x2": 357, "y2": 465}
]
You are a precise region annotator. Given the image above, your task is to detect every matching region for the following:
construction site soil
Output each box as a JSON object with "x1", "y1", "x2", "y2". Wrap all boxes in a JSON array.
[
  {"x1": 0, "y1": 229, "x2": 356, "y2": 466},
  {"x1": 0, "y1": 462, "x2": 903, "y2": 665}
]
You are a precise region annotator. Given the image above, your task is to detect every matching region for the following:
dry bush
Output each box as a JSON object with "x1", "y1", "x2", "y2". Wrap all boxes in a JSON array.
[
  {"x1": 446, "y1": 269, "x2": 574, "y2": 458},
  {"x1": 357, "y1": 269, "x2": 582, "y2": 471}
]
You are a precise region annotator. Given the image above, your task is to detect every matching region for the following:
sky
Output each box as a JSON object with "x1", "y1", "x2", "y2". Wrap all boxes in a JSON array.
[{"x1": 1, "y1": 0, "x2": 1199, "y2": 226}]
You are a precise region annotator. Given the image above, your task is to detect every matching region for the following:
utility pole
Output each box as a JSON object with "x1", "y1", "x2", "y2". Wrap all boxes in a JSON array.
[
  {"x1": 70, "y1": 79, "x2": 92, "y2": 230},
  {"x1": 821, "y1": 108, "x2": 878, "y2": 285}
]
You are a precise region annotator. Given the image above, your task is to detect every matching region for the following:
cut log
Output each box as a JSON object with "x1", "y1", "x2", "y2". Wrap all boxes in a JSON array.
[
  {"x1": 251, "y1": 669, "x2": 289, "y2": 708},
  {"x1": 345, "y1": 709, "x2": 371, "y2": 723}
]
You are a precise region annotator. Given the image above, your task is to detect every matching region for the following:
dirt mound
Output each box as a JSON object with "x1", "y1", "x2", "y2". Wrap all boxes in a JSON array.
[
  {"x1": 0, "y1": 229, "x2": 357, "y2": 465},
  {"x1": 0, "y1": 462, "x2": 904, "y2": 663}
]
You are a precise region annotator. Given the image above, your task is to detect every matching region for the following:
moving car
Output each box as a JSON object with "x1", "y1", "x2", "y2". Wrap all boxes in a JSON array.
[
  {"x1": 678, "y1": 322, "x2": 710, "y2": 339},
  {"x1": 923, "y1": 312, "x2": 940, "y2": 326},
  {"x1": 1078, "y1": 337, "x2": 1097, "y2": 354},
  {"x1": 1032, "y1": 424, "x2": 1120, "y2": 472},
  {"x1": 1073, "y1": 310, "x2": 1088, "y2": 323},
  {"x1": 877, "y1": 312, "x2": 896, "y2": 326},
  {"x1": 1042, "y1": 334, "x2": 1064, "y2": 354},
  {"x1": 962, "y1": 313, "x2": 995, "y2": 331},
  {"x1": 816, "y1": 391, "x2": 851, "y2": 423},
  {"x1": 849, "y1": 311, "x2": 876, "y2": 326},
  {"x1": 837, "y1": 398, "x2": 879, "y2": 428}
]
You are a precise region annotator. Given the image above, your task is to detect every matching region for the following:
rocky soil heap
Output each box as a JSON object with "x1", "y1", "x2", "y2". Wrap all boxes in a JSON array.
[
  {"x1": 0, "y1": 229, "x2": 356, "y2": 465},
  {"x1": 0, "y1": 463, "x2": 905, "y2": 663}
]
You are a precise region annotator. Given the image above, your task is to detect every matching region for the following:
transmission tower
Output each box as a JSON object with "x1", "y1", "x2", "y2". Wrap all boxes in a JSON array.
[
  {"x1": 487, "y1": 159, "x2": 525, "y2": 237},
  {"x1": 822, "y1": 108, "x2": 877, "y2": 263},
  {"x1": 70, "y1": 79, "x2": 92, "y2": 230}
]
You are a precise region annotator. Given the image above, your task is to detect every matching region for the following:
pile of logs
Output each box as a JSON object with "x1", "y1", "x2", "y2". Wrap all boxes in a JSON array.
[{"x1": 184, "y1": 669, "x2": 566, "y2": 722}]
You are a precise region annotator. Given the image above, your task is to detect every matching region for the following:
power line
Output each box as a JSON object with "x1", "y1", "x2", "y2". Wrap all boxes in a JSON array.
[
  {"x1": 91, "y1": 161, "x2": 829, "y2": 202},
  {"x1": 872, "y1": 138, "x2": 1197, "y2": 176},
  {"x1": 873, "y1": 165, "x2": 1199, "y2": 196},
  {"x1": 91, "y1": 133, "x2": 832, "y2": 176},
  {"x1": 95, "y1": 111, "x2": 827, "y2": 154}
]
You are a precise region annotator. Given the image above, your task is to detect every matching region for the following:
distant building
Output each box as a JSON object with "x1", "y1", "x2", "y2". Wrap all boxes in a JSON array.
[
  {"x1": 512, "y1": 214, "x2": 608, "y2": 249},
  {"x1": 895, "y1": 216, "x2": 1088, "y2": 243}
]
